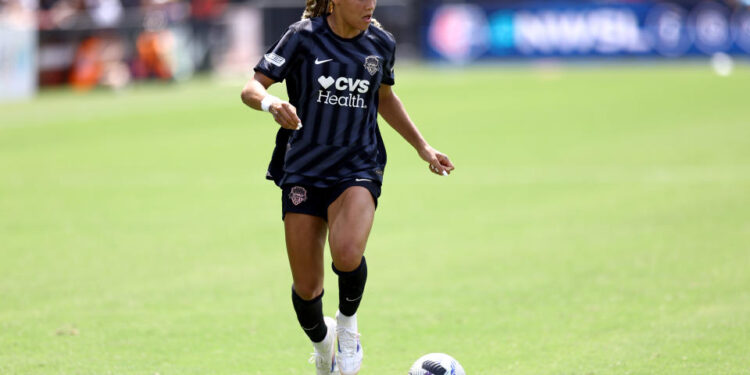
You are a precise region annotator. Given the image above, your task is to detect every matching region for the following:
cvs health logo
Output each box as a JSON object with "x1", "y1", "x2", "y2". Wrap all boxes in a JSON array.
[
  {"x1": 317, "y1": 76, "x2": 370, "y2": 93},
  {"x1": 317, "y1": 75, "x2": 370, "y2": 109}
]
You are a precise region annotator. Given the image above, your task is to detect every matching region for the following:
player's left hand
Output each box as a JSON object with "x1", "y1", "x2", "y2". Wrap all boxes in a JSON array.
[{"x1": 418, "y1": 145, "x2": 455, "y2": 176}]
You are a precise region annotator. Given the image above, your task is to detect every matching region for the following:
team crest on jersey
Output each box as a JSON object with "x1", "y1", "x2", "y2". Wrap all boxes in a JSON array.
[
  {"x1": 364, "y1": 56, "x2": 380, "y2": 76},
  {"x1": 289, "y1": 186, "x2": 307, "y2": 206}
]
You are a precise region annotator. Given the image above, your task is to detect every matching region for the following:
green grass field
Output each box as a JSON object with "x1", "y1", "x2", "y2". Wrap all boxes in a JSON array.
[{"x1": 1, "y1": 64, "x2": 749, "y2": 375}]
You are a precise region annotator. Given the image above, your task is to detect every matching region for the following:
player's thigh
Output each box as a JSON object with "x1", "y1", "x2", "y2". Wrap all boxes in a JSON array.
[
  {"x1": 284, "y1": 213, "x2": 328, "y2": 299},
  {"x1": 327, "y1": 186, "x2": 376, "y2": 271}
]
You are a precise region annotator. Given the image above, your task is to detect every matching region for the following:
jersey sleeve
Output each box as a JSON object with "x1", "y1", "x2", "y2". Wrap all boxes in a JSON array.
[
  {"x1": 381, "y1": 43, "x2": 395, "y2": 86},
  {"x1": 254, "y1": 27, "x2": 302, "y2": 83}
]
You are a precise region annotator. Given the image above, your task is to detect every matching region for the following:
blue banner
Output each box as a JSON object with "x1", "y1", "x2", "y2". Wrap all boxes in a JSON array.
[{"x1": 422, "y1": 1, "x2": 750, "y2": 61}]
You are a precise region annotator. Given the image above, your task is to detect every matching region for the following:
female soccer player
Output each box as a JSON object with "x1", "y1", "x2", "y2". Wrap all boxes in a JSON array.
[{"x1": 241, "y1": 0, "x2": 454, "y2": 373}]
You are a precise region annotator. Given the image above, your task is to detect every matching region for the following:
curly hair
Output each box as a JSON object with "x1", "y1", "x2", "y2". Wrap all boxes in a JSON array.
[{"x1": 301, "y1": 0, "x2": 382, "y2": 29}]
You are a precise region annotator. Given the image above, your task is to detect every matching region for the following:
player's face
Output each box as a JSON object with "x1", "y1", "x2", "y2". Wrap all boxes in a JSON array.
[{"x1": 334, "y1": 0, "x2": 376, "y2": 31}]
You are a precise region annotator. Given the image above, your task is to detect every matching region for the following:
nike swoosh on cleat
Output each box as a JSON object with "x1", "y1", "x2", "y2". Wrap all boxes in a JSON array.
[{"x1": 315, "y1": 58, "x2": 333, "y2": 65}]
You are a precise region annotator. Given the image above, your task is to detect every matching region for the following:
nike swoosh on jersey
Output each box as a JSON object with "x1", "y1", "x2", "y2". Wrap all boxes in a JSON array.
[
  {"x1": 355, "y1": 178, "x2": 372, "y2": 182},
  {"x1": 315, "y1": 58, "x2": 333, "y2": 65}
]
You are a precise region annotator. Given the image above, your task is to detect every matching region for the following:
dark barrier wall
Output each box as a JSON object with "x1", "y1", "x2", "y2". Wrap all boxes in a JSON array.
[
  {"x1": 262, "y1": 3, "x2": 419, "y2": 58},
  {"x1": 422, "y1": 0, "x2": 750, "y2": 62}
]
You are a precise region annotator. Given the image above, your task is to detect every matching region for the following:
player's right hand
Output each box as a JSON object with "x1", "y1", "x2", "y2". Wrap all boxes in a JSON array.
[{"x1": 269, "y1": 102, "x2": 302, "y2": 130}]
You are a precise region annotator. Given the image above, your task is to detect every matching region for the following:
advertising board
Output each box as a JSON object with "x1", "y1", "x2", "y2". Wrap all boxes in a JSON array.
[{"x1": 424, "y1": 1, "x2": 750, "y2": 61}]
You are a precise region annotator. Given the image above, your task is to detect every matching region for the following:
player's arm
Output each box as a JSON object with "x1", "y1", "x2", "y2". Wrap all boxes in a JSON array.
[
  {"x1": 241, "y1": 72, "x2": 301, "y2": 130},
  {"x1": 378, "y1": 84, "x2": 454, "y2": 175}
]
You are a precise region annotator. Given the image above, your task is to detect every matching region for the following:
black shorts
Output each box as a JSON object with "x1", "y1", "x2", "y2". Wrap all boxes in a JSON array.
[{"x1": 281, "y1": 179, "x2": 381, "y2": 221}]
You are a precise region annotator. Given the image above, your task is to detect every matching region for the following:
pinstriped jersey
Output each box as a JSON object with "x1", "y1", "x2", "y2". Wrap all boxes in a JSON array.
[{"x1": 254, "y1": 16, "x2": 396, "y2": 188}]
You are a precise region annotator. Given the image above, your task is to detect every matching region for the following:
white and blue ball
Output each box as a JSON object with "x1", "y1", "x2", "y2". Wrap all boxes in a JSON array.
[{"x1": 408, "y1": 353, "x2": 466, "y2": 375}]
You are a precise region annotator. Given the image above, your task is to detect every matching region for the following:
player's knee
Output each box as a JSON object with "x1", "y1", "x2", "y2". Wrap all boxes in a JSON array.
[
  {"x1": 331, "y1": 243, "x2": 364, "y2": 272},
  {"x1": 293, "y1": 282, "x2": 323, "y2": 301}
]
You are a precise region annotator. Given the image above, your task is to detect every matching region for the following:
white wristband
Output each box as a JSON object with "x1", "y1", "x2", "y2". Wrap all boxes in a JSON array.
[{"x1": 260, "y1": 94, "x2": 281, "y2": 112}]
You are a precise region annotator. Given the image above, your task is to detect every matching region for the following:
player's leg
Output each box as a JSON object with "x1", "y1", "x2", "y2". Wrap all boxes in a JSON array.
[
  {"x1": 284, "y1": 213, "x2": 337, "y2": 374},
  {"x1": 327, "y1": 186, "x2": 377, "y2": 375},
  {"x1": 328, "y1": 186, "x2": 375, "y2": 308},
  {"x1": 285, "y1": 212, "x2": 327, "y2": 335}
]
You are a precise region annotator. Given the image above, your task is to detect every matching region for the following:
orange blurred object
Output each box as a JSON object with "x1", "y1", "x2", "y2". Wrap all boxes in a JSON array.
[
  {"x1": 70, "y1": 37, "x2": 103, "y2": 90},
  {"x1": 135, "y1": 31, "x2": 173, "y2": 80}
]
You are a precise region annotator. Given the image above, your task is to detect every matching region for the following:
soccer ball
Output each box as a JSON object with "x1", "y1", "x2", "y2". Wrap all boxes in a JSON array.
[{"x1": 408, "y1": 353, "x2": 466, "y2": 375}]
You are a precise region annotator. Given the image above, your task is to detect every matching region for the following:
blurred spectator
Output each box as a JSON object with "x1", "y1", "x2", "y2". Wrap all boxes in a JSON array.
[
  {"x1": 190, "y1": 0, "x2": 226, "y2": 72},
  {"x1": 132, "y1": 10, "x2": 174, "y2": 80},
  {"x1": 85, "y1": 0, "x2": 123, "y2": 28},
  {"x1": 1, "y1": 0, "x2": 36, "y2": 26},
  {"x1": 38, "y1": 0, "x2": 83, "y2": 30},
  {"x1": 70, "y1": 34, "x2": 130, "y2": 90},
  {"x1": 70, "y1": 37, "x2": 102, "y2": 89}
]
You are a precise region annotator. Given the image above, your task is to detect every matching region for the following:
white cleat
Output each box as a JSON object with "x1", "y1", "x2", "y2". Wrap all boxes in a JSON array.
[
  {"x1": 309, "y1": 316, "x2": 340, "y2": 375},
  {"x1": 335, "y1": 311, "x2": 363, "y2": 375}
]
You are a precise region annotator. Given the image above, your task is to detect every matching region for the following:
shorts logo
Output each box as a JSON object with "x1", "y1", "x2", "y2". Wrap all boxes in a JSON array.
[
  {"x1": 289, "y1": 186, "x2": 307, "y2": 206},
  {"x1": 364, "y1": 56, "x2": 380, "y2": 75}
]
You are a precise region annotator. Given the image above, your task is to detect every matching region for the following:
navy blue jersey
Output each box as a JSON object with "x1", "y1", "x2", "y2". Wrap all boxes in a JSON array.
[{"x1": 254, "y1": 16, "x2": 396, "y2": 188}]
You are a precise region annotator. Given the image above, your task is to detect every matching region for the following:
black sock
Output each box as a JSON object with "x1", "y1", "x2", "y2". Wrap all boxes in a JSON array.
[
  {"x1": 291, "y1": 287, "x2": 328, "y2": 343},
  {"x1": 333, "y1": 256, "x2": 368, "y2": 317}
]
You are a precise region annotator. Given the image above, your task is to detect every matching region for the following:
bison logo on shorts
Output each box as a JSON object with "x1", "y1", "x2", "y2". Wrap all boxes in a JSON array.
[
  {"x1": 364, "y1": 56, "x2": 380, "y2": 76},
  {"x1": 289, "y1": 186, "x2": 307, "y2": 206}
]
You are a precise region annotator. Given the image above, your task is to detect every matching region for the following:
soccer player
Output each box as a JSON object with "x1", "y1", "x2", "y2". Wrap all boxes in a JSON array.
[{"x1": 240, "y1": 0, "x2": 454, "y2": 374}]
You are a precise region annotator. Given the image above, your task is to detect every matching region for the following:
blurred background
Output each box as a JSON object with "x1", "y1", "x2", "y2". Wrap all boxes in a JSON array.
[{"x1": 2, "y1": 0, "x2": 750, "y2": 99}]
